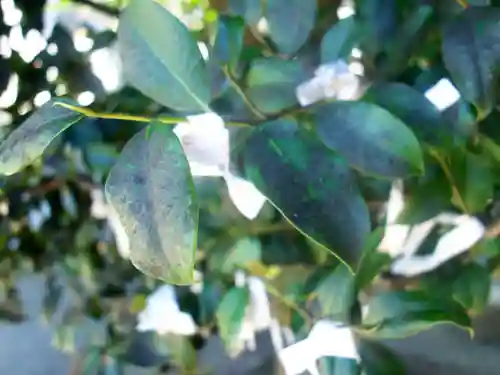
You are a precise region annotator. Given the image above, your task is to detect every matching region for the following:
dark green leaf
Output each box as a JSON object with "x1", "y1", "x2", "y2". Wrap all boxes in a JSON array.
[
  {"x1": 246, "y1": 57, "x2": 306, "y2": 114},
  {"x1": 243, "y1": 118, "x2": 370, "y2": 270},
  {"x1": 362, "y1": 82, "x2": 453, "y2": 148},
  {"x1": 0, "y1": 101, "x2": 83, "y2": 176},
  {"x1": 211, "y1": 15, "x2": 245, "y2": 72},
  {"x1": 453, "y1": 262, "x2": 491, "y2": 312},
  {"x1": 354, "y1": 0, "x2": 398, "y2": 56},
  {"x1": 118, "y1": 0, "x2": 210, "y2": 112},
  {"x1": 227, "y1": 0, "x2": 262, "y2": 25},
  {"x1": 266, "y1": 0, "x2": 316, "y2": 54},
  {"x1": 396, "y1": 166, "x2": 452, "y2": 225},
  {"x1": 378, "y1": 5, "x2": 432, "y2": 78},
  {"x1": 313, "y1": 101, "x2": 424, "y2": 179},
  {"x1": 105, "y1": 123, "x2": 198, "y2": 285},
  {"x1": 216, "y1": 286, "x2": 249, "y2": 356},
  {"x1": 355, "y1": 228, "x2": 391, "y2": 291},
  {"x1": 321, "y1": 16, "x2": 359, "y2": 63},
  {"x1": 450, "y1": 151, "x2": 494, "y2": 213},
  {"x1": 358, "y1": 340, "x2": 405, "y2": 375},
  {"x1": 361, "y1": 290, "x2": 472, "y2": 339},
  {"x1": 442, "y1": 7, "x2": 500, "y2": 116},
  {"x1": 314, "y1": 262, "x2": 356, "y2": 322}
]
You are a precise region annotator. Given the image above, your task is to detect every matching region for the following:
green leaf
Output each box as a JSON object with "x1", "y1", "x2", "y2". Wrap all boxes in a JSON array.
[
  {"x1": 361, "y1": 290, "x2": 472, "y2": 339},
  {"x1": 216, "y1": 287, "x2": 249, "y2": 356},
  {"x1": 450, "y1": 151, "x2": 494, "y2": 213},
  {"x1": 378, "y1": 5, "x2": 432, "y2": 78},
  {"x1": 246, "y1": 57, "x2": 306, "y2": 114},
  {"x1": 160, "y1": 335, "x2": 197, "y2": 373},
  {"x1": 211, "y1": 15, "x2": 245, "y2": 72},
  {"x1": 442, "y1": 7, "x2": 500, "y2": 116},
  {"x1": 355, "y1": 0, "x2": 398, "y2": 57},
  {"x1": 117, "y1": 0, "x2": 210, "y2": 112},
  {"x1": 314, "y1": 262, "x2": 356, "y2": 322},
  {"x1": 453, "y1": 262, "x2": 491, "y2": 313},
  {"x1": 321, "y1": 16, "x2": 359, "y2": 63},
  {"x1": 243, "y1": 118, "x2": 370, "y2": 270},
  {"x1": 220, "y1": 237, "x2": 262, "y2": 273},
  {"x1": 266, "y1": 0, "x2": 316, "y2": 54},
  {"x1": 358, "y1": 340, "x2": 406, "y2": 375},
  {"x1": 355, "y1": 228, "x2": 391, "y2": 291},
  {"x1": 318, "y1": 357, "x2": 359, "y2": 375},
  {"x1": 396, "y1": 166, "x2": 452, "y2": 225},
  {"x1": 227, "y1": 0, "x2": 262, "y2": 25},
  {"x1": 362, "y1": 82, "x2": 453, "y2": 149},
  {"x1": 313, "y1": 101, "x2": 424, "y2": 179},
  {"x1": 105, "y1": 123, "x2": 198, "y2": 285},
  {"x1": 0, "y1": 101, "x2": 83, "y2": 176}
]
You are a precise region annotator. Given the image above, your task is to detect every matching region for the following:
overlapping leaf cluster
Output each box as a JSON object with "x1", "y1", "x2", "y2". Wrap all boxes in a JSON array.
[{"x1": 2, "y1": 0, "x2": 500, "y2": 374}]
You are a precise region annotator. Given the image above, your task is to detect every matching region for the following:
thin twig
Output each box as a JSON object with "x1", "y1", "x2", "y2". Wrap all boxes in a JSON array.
[
  {"x1": 222, "y1": 66, "x2": 267, "y2": 121},
  {"x1": 54, "y1": 102, "x2": 250, "y2": 127},
  {"x1": 71, "y1": 0, "x2": 120, "y2": 16},
  {"x1": 456, "y1": 0, "x2": 468, "y2": 8}
]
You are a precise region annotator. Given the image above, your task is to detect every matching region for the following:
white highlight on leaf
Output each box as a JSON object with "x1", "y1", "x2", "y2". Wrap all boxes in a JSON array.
[
  {"x1": 424, "y1": 78, "x2": 461, "y2": 111},
  {"x1": 295, "y1": 60, "x2": 360, "y2": 106},
  {"x1": 173, "y1": 113, "x2": 267, "y2": 220},
  {"x1": 136, "y1": 285, "x2": 197, "y2": 336},
  {"x1": 379, "y1": 180, "x2": 486, "y2": 276},
  {"x1": 230, "y1": 274, "x2": 275, "y2": 354},
  {"x1": 279, "y1": 319, "x2": 359, "y2": 375}
]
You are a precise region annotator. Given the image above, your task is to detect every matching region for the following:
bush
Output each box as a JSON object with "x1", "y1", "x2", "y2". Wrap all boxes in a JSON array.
[{"x1": 2, "y1": 0, "x2": 500, "y2": 374}]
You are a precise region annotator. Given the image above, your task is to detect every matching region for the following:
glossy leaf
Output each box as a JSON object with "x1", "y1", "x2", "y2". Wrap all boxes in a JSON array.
[
  {"x1": 453, "y1": 262, "x2": 491, "y2": 313},
  {"x1": 442, "y1": 7, "x2": 500, "y2": 116},
  {"x1": 355, "y1": 228, "x2": 391, "y2": 291},
  {"x1": 321, "y1": 16, "x2": 359, "y2": 63},
  {"x1": 313, "y1": 101, "x2": 424, "y2": 179},
  {"x1": 314, "y1": 263, "x2": 356, "y2": 322},
  {"x1": 247, "y1": 58, "x2": 306, "y2": 114},
  {"x1": 0, "y1": 101, "x2": 83, "y2": 176},
  {"x1": 362, "y1": 82, "x2": 453, "y2": 148},
  {"x1": 362, "y1": 290, "x2": 472, "y2": 339},
  {"x1": 243, "y1": 118, "x2": 370, "y2": 270},
  {"x1": 266, "y1": 0, "x2": 316, "y2": 54},
  {"x1": 216, "y1": 287, "x2": 249, "y2": 355},
  {"x1": 105, "y1": 123, "x2": 199, "y2": 285},
  {"x1": 118, "y1": 0, "x2": 210, "y2": 112}
]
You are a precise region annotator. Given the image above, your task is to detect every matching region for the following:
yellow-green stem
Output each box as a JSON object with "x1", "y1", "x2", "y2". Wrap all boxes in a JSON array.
[{"x1": 54, "y1": 102, "x2": 250, "y2": 127}]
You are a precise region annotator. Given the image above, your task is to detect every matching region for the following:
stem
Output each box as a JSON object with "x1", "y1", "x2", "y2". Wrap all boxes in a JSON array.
[
  {"x1": 222, "y1": 66, "x2": 267, "y2": 121},
  {"x1": 456, "y1": 0, "x2": 468, "y2": 8},
  {"x1": 260, "y1": 279, "x2": 313, "y2": 328},
  {"x1": 54, "y1": 102, "x2": 250, "y2": 127},
  {"x1": 71, "y1": 0, "x2": 120, "y2": 16}
]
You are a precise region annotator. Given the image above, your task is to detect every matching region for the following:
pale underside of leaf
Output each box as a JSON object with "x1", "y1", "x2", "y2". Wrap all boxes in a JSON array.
[{"x1": 105, "y1": 123, "x2": 199, "y2": 285}]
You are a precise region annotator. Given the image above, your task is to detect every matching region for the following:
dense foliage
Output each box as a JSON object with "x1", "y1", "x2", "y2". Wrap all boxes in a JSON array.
[{"x1": 3, "y1": 0, "x2": 500, "y2": 374}]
